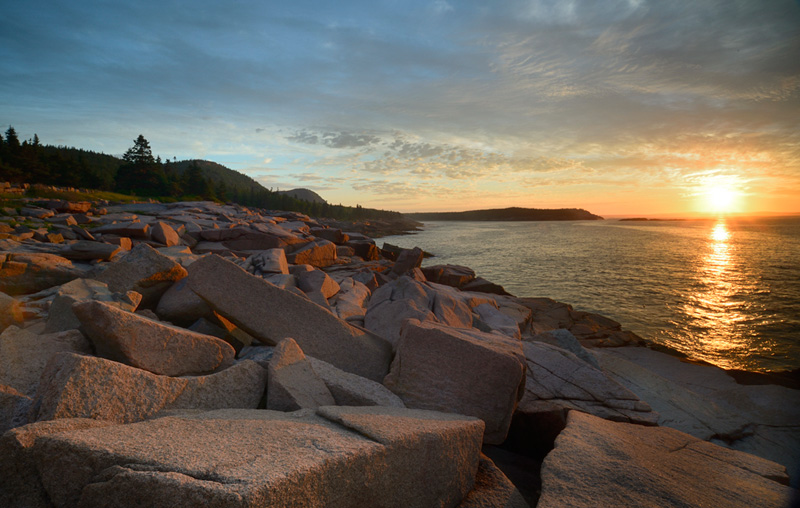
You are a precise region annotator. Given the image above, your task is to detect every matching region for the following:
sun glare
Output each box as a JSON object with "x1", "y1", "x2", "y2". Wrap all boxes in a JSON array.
[
  {"x1": 697, "y1": 176, "x2": 743, "y2": 215},
  {"x1": 706, "y1": 186, "x2": 737, "y2": 213}
]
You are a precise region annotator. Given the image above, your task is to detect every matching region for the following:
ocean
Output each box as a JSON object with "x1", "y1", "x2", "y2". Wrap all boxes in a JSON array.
[{"x1": 379, "y1": 217, "x2": 800, "y2": 373}]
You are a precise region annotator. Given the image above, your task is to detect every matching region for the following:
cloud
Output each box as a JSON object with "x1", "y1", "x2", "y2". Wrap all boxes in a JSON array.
[
  {"x1": 431, "y1": 0, "x2": 454, "y2": 15},
  {"x1": 2, "y1": 0, "x2": 798, "y2": 214},
  {"x1": 287, "y1": 129, "x2": 381, "y2": 149},
  {"x1": 285, "y1": 131, "x2": 320, "y2": 145},
  {"x1": 320, "y1": 131, "x2": 382, "y2": 149}
]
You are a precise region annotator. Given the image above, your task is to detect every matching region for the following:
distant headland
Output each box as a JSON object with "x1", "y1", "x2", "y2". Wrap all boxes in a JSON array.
[{"x1": 406, "y1": 207, "x2": 603, "y2": 221}]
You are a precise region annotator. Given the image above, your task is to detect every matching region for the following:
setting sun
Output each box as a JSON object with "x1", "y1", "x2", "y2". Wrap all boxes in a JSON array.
[
  {"x1": 705, "y1": 186, "x2": 738, "y2": 213},
  {"x1": 694, "y1": 173, "x2": 745, "y2": 215}
]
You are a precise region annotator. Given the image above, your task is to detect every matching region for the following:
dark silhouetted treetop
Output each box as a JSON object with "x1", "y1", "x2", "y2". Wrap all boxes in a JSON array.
[
  {"x1": 115, "y1": 135, "x2": 168, "y2": 196},
  {"x1": 122, "y1": 134, "x2": 155, "y2": 165},
  {"x1": 4, "y1": 126, "x2": 20, "y2": 149}
]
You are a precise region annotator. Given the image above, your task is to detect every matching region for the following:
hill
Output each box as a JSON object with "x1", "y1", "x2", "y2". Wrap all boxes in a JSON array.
[
  {"x1": 407, "y1": 207, "x2": 603, "y2": 221},
  {"x1": 277, "y1": 188, "x2": 326, "y2": 204},
  {"x1": 169, "y1": 161, "x2": 327, "y2": 207},
  {"x1": 168, "y1": 159, "x2": 265, "y2": 194}
]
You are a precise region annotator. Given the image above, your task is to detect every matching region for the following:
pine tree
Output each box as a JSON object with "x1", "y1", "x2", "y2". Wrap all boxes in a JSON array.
[
  {"x1": 116, "y1": 135, "x2": 168, "y2": 196},
  {"x1": 4, "y1": 127, "x2": 20, "y2": 150},
  {"x1": 122, "y1": 134, "x2": 155, "y2": 165},
  {"x1": 182, "y1": 161, "x2": 207, "y2": 196}
]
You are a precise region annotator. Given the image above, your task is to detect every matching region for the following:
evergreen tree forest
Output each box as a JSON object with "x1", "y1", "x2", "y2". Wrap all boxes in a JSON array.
[{"x1": 0, "y1": 127, "x2": 402, "y2": 221}]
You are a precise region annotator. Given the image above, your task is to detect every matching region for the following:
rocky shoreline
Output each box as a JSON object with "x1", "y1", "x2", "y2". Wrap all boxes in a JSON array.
[{"x1": 1, "y1": 198, "x2": 798, "y2": 507}]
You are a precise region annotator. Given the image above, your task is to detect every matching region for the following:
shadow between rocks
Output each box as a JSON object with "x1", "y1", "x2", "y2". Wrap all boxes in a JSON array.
[{"x1": 482, "y1": 407, "x2": 570, "y2": 507}]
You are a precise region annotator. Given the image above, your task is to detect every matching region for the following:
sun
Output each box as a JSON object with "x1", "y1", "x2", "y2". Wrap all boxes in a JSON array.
[
  {"x1": 705, "y1": 186, "x2": 738, "y2": 214},
  {"x1": 694, "y1": 174, "x2": 744, "y2": 215}
]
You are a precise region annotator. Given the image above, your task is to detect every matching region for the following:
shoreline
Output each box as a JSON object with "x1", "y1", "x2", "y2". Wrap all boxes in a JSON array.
[
  {"x1": 1, "y1": 197, "x2": 798, "y2": 504},
  {"x1": 381, "y1": 219, "x2": 800, "y2": 377}
]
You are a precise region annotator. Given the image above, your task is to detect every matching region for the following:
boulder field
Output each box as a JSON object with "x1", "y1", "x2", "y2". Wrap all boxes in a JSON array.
[{"x1": 0, "y1": 198, "x2": 798, "y2": 507}]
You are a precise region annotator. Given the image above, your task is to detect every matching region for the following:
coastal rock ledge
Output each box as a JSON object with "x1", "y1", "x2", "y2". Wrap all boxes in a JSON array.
[
  {"x1": 0, "y1": 407, "x2": 484, "y2": 508},
  {"x1": 0, "y1": 199, "x2": 798, "y2": 507}
]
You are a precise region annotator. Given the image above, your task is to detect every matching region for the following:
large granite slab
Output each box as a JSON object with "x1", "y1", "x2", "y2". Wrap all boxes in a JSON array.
[
  {"x1": 2, "y1": 406, "x2": 484, "y2": 508},
  {"x1": 186, "y1": 254, "x2": 392, "y2": 382},
  {"x1": 537, "y1": 411, "x2": 795, "y2": 508}
]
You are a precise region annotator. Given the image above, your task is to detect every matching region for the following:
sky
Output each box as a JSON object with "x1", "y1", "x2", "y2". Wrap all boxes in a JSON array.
[{"x1": 1, "y1": 0, "x2": 799, "y2": 216}]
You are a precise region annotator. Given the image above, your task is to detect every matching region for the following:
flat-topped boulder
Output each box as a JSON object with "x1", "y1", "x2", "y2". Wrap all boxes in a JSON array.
[
  {"x1": 246, "y1": 248, "x2": 289, "y2": 275},
  {"x1": 92, "y1": 220, "x2": 151, "y2": 238},
  {"x1": 73, "y1": 300, "x2": 234, "y2": 376},
  {"x1": 30, "y1": 352, "x2": 267, "y2": 424},
  {"x1": 60, "y1": 240, "x2": 122, "y2": 261},
  {"x1": 537, "y1": 411, "x2": 795, "y2": 508},
  {"x1": 197, "y1": 223, "x2": 305, "y2": 251},
  {"x1": 19, "y1": 207, "x2": 55, "y2": 219},
  {"x1": 0, "y1": 252, "x2": 89, "y2": 295},
  {"x1": 422, "y1": 264, "x2": 477, "y2": 288},
  {"x1": 32, "y1": 199, "x2": 92, "y2": 214},
  {"x1": 286, "y1": 238, "x2": 337, "y2": 267},
  {"x1": 310, "y1": 226, "x2": 349, "y2": 244},
  {"x1": 384, "y1": 320, "x2": 526, "y2": 444},
  {"x1": 4, "y1": 406, "x2": 484, "y2": 508},
  {"x1": 185, "y1": 254, "x2": 392, "y2": 382}
]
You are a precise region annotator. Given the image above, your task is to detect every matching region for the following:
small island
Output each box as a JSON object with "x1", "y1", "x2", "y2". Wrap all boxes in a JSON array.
[
  {"x1": 406, "y1": 207, "x2": 603, "y2": 221},
  {"x1": 619, "y1": 217, "x2": 688, "y2": 222}
]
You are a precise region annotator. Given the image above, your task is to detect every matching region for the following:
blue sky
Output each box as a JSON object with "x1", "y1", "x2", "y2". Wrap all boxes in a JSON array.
[{"x1": 2, "y1": 0, "x2": 799, "y2": 215}]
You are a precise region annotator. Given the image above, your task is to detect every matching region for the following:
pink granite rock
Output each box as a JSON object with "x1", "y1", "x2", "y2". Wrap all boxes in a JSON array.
[
  {"x1": 30, "y1": 352, "x2": 266, "y2": 424},
  {"x1": 73, "y1": 300, "x2": 234, "y2": 376},
  {"x1": 384, "y1": 320, "x2": 526, "y2": 444},
  {"x1": 537, "y1": 411, "x2": 795, "y2": 508}
]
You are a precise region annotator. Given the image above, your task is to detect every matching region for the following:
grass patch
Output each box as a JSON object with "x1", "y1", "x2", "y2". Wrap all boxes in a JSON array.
[{"x1": 23, "y1": 188, "x2": 143, "y2": 203}]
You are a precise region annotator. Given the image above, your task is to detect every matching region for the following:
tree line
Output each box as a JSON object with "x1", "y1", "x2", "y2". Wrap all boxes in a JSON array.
[{"x1": 0, "y1": 127, "x2": 402, "y2": 221}]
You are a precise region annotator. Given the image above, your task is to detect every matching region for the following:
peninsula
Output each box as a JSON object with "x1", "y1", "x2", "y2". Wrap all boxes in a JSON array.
[{"x1": 407, "y1": 207, "x2": 603, "y2": 221}]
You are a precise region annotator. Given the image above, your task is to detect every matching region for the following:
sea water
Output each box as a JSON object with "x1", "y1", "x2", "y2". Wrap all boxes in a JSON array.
[{"x1": 379, "y1": 217, "x2": 800, "y2": 373}]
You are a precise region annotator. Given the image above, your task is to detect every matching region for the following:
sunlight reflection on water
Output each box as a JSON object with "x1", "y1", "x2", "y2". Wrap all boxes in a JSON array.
[
  {"x1": 664, "y1": 220, "x2": 779, "y2": 370},
  {"x1": 683, "y1": 221, "x2": 745, "y2": 369},
  {"x1": 380, "y1": 217, "x2": 800, "y2": 372}
]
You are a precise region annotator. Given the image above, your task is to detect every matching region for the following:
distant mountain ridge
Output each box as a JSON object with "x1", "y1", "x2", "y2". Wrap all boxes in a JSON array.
[
  {"x1": 169, "y1": 159, "x2": 265, "y2": 194},
  {"x1": 407, "y1": 207, "x2": 603, "y2": 221},
  {"x1": 171, "y1": 160, "x2": 327, "y2": 205},
  {"x1": 277, "y1": 188, "x2": 326, "y2": 204}
]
